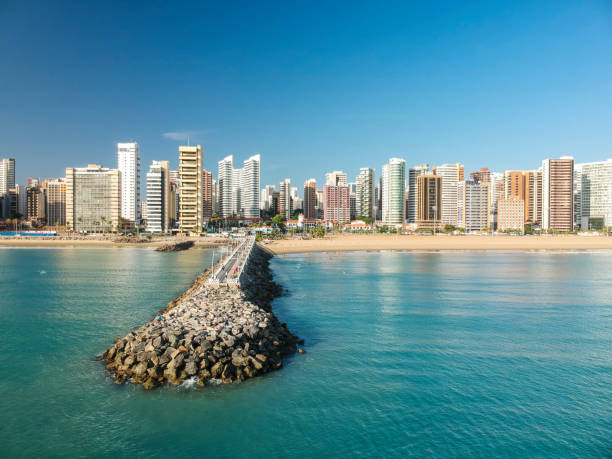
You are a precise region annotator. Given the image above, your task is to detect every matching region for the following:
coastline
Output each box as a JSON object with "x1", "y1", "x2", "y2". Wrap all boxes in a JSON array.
[
  {"x1": 263, "y1": 234, "x2": 612, "y2": 255},
  {"x1": 0, "y1": 237, "x2": 228, "y2": 249}
]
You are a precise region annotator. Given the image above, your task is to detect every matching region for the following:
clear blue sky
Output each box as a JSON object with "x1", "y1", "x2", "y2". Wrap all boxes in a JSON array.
[{"x1": 1, "y1": 0, "x2": 611, "y2": 193}]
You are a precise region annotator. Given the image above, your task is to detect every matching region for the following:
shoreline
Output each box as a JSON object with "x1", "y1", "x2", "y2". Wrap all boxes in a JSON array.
[
  {"x1": 263, "y1": 234, "x2": 612, "y2": 255},
  {"x1": 0, "y1": 237, "x2": 228, "y2": 249}
]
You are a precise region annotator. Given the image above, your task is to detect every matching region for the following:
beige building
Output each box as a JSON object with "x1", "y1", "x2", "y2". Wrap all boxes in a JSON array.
[
  {"x1": 542, "y1": 157, "x2": 574, "y2": 232},
  {"x1": 416, "y1": 174, "x2": 442, "y2": 230},
  {"x1": 179, "y1": 145, "x2": 203, "y2": 233},
  {"x1": 458, "y1": 180, "x2": 490, "y2": 231},
  {"x1": 66, "y1": 165, "x2": 121, "y2": 232},
  {"x1": 203, "y1": 169, "x2": 213, "y2": 220},
  {"x1": 44, "y1": 178, "x2": 66, "y2": 226},
  {"x1": 498, "y1": 198, "x2": 525, "y2": 231}
]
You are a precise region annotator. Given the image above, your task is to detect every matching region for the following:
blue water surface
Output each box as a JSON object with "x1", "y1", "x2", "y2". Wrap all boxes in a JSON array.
[{"x1": 0, "y1": 248, "x2": 611, "y2": 457}]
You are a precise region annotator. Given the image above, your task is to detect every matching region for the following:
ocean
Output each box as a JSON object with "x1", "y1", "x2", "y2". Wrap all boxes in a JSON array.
[{"x1": 1, "y1": 248, "x2": 610, "y2": 457}]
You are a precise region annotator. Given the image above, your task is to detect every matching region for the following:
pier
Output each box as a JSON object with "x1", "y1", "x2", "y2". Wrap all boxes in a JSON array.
[{"x1": 207, "y1": 235, "x2": 256, "y2": 287}]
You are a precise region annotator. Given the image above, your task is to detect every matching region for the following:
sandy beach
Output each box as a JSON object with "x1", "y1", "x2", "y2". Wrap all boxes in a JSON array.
[{"x1": 262, "y1": 234, "x2": 612, "y2": 254}]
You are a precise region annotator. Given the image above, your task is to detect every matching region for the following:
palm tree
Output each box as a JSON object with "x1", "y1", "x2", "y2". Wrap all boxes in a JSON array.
[
  {"x1": 77, "y1": 217, "x2": 83, "y2": 233},
  {"x1": 100, "y1": 216, "x2": 107, "y2": 234}
]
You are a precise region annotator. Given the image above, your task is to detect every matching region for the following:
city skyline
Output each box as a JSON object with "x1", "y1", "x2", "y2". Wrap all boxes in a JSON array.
[{"x1": 2, "y1": 2, "x2": 611, "y2": 188}]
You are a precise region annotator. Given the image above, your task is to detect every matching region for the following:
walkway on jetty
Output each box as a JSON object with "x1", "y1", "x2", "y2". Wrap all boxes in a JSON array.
[{"x1": 207, "y1": 235, "x2": 256, "y2": 287}]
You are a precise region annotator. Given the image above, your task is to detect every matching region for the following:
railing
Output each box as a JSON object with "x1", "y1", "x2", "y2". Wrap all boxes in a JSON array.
[{"x1": 207, "y1": 235, "x2": 256, "y2": 287}]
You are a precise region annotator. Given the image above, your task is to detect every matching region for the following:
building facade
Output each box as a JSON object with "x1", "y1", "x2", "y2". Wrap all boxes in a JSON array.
[
  {"x1": 323, "y1": 184, "x2": 350, "y2": 223},
  {"x1": 416, "y1": 174, "x2": 442, "y2": 229},
  {"x1": 575, "y1": 159, "x2": 612, "y2": 230},
  {"x1": 542, "y1": 157, "x2": 574, "y2": 232},
  {"x1": 179, "y1": 145, "x2": 204, "y2": 233},
  {"x1": 381, "y1": 158, "x2": 406, "y2": 225},
  {"x1": 457, "y1": 180, "x2": 490, "y2": 231},
  {"x1": 433, "y1": 163, "x2": 464, "y2": 226},
  {"x1": 240, "y1": 154, "x2": 260, "y2": 218},
  {"x1": 279, "y1": 178, "x2": 292, "y2": 219},
  {"x1": 303, "y1": 179, "x2": 317, "y2": 219},
  {"x1": 117, "y1": 142, "x2": 140, "y2": 225},
  {"x1": 407, "y1": 164, "x2": 429, "y2": 223},
  {"x1": 146, "y1": 161, "x2": 166, "y2": 233},
  {"x1": 357, "y1": 167, "x2": 376, "y2": 219},
  {"x1": 498, "y1": 198, "x2": 525, "y2": 232},
  {"x1": 45, "y1": 178, "x2": 66, "y2": 226},
  {"x1": 65, "y1": 165, "x2": 121, "y2": 232}
]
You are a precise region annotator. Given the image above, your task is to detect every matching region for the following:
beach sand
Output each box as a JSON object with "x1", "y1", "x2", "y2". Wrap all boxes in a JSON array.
[{"x1": 262, "y1": 234, "x2": 612, "y2": 255}]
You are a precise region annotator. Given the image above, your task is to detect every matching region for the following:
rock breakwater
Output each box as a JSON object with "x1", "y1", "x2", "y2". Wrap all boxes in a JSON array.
[
  {"x1": 155, "y1": 240, "x2": 195, "y2": 252},
  {"x1": 102, "y1": 245, "x2": 299, "y2": 389}
]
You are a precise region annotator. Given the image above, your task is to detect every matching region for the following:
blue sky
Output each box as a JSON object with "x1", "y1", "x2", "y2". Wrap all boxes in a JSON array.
[{"x1": 1, "y1": 0, "x2": 611, "y2": 193}]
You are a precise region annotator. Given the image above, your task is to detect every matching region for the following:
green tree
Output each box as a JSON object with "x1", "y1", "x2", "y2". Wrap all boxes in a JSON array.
[
  {"x1": 356, "y1": 216, "x2": 374, "y2": 224},
  {"x1": 443, "y1": 224, "x2": 456, "y2": 234},
  {"x1": 271, "y1": 214, "x2": 286, "y2": 232}
]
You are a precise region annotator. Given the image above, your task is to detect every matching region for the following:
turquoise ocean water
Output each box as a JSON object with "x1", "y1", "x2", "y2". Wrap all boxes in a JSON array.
[{"x1": 1, "y1": 248, "x2": 611, "y2": 457}]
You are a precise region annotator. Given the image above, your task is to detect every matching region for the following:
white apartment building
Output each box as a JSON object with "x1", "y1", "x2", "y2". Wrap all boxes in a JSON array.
[
  {"x1": 240, "y1": 154, "x2": 260, "y2": 218},
  {"x1": 434, "y1": 163, "x2": 464, "y2": 226},
  {"x1": 117, "y1": 142, "x2": 140, "y2": 225},
  {"x1": 146, "y1": 161, "x2": 167, "y2": 233},
  {"x1": 381, "y1": 158, "x2": 406, "y2": 225},
  {"x1": 325, "y1": 170, "x2": 347, "y2": 186},
  {"x1": 457, "y1": 180, "x2": 490, "y2": 231},
  {"x1": 575, "y1": 159, "x2": 612, "y2": 230}
]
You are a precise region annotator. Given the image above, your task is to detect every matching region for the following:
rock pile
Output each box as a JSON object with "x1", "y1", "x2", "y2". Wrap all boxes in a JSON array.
[
  {"x1": 102, "y1": 245, "x2": 300, "y2": 389},
  {"x1": 155, "y1": 240, "x2": 195, "y2": 252}
]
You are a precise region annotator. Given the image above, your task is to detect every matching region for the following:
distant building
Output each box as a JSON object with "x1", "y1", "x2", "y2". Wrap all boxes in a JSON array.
[
  {"x1": 498, "y1": 198, "x2": 525, "y2": 232},
  {"x1": 0, "y1": 158, "x2": 16, "y2": 219},
  {"x1": 66, "y1": 165, "x2": 121, "y2": 232},
  {"x1": 240, "y1": 154, "x2": 260, "y2": 218},
  {"x1": 457, "y1": 180, "x2": 489, "y2": 231},
  {"x1": 279, "y1": 178, "x2": 292, "y2": 219},
  {"x1": 542, "y1": 157, "x2": 574, "y2": 232},
  {"x1": 356, "y1": 167, "x2": 375, "y2": 219},
  {"x1": 44, "y1": 178, "x2": 66, "y2": 226},
  {"x1": 469, "y1": 168, "x2": 490, "y2": 184},
  {"x1": 203, "y1": 169, "x2": 213, "y2": 220},
  {"x1": 325, "y1": 171, "x2": 347, "y2": 186},
  {"x1": 140, "y1": 200, "x2": 148, "y2": 224},
  {"x1": 382, "y1": 158, "x2": 406, "y2": 225},
  {"x1": 323, "y1": 184, "x2": 350, "y2": 223},
  {"x1": 117, "y1": 142, "x2": 140, "y2": 225},
  {"x1": 26, "y1": 185, "x2": 46, "y2": 224},
  {"x1": 303, "y1": 179, "x2": 317, "y2": 219},
  {"x1": 407, "y1": 164, "x2": 429, "y2": 223},
  {"x1": 433, "y1": 163, "x2": 464, "y2": 226},
  {"x1": 146, "y1": 161, "x2": 167, "y2": 233},
  {"x1": 575, "y1": 159, "x2": 612, "y2": 230},
  {"x1": 179, "y1": 145, "x2": 204, "y2": 233},
  {"x1": 416, "y1": 174, "x2": 442, "y2": 229}
]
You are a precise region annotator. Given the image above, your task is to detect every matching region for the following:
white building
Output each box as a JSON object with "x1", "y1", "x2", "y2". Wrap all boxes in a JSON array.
[
  {"x1": 457, "y1": 180, "x2": 490, "y2": 231},
  {"x1": 0, "y1": 158, "x2": 16, "y2": 219},
  {"x1": 117, "y1": 142, "x2": 140, "y2": 225},
  {"x1": 146, "y1": 161, "x2": 167, "y2": 233},
  {"x1": 240, "y1": 154, "x2": 260, "y2": 218},
  {"x1": 279, "y1": 178, "x2": 292, "y2": 219},
  {"x1": 575, "y1": 159, "x2": 612, "y2": 230},
  {"x1": 325, "y1": 171, "x2": 347, "y2": 186},
  {"x1": 407, "y1": 164, "x2": 429, "y2": 223},
  {"x1": 218, "y1": 155, "x2": 234, "y2": 218},
  {"x1": 381, "y1": 158, "x2": 406, "y2": 225},
  {"x1": 434, "y1": 163, "x2": 464, "y2": 227}
]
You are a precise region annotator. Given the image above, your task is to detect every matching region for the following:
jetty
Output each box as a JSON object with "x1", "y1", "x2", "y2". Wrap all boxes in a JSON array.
[{"x1": 102, "y1": 236, "x2": 299, "y2": 389}]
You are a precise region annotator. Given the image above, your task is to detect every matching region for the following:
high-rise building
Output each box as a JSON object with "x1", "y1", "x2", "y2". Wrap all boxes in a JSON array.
[
  {"x1": 271, "y1": 191, "x2": 281, "y2": 216},
  {"x1": 348, "y1": 182, "x2": 358, "y2": 220},
  {"x1": 489, "y1": 172, "x2": 504, "y2": 230},
  {"x1": 469, "y1": 168, "x2": 491, "y2": 184},
  {"x1": 381, "y1": 158, "x2": 406, "y2": 225},
  {"x1": 457, "y1": 180, "x2": 490, "y2": 231},
  {"x1": 575, "y1": 159, "x2": 612, "y2": 230},
  {"x1": 407, "y1": 164, "x2": 429, "y2": 223},
  {"x1": 498, "y1": 198, "x2": 525, "y2": 232},
  {"x1": 203, "y1": 169, "x2": 213, "y2": 220},
  {"x1": 433, "y1": 163, "x2": 464, "y2": 226},
  {"x1": 416, "y1": 174, "x2": 442, "y2": 229},
  {"x1": 303, "y1": 179, "x2": 317, "y2": 219},
  {"x1": 315, "y1": 189, "x2": 324, "y2": 219},
  {"x1": 260, "y1": 185, "x2": 275, "y2": 213},
  {"x1": 542, "y1": 157, "x2": 574, "y2": 232},
  {"x1": 525, "y1": 170, "x2": 543, "y2": 225},
  {"x1": 26, "y1": 185, "x2": 46, "y2": 224},
  {"x1": 357, "y1": 167, "x2": 376, "y2": 219},
  {"x1": 140, "y1": 200, "x2": 148, "y2": 223},
  {"x1": 146, "y1": 161, "x2": 166, "y2": 233},
  {"x1": 65, "y1": 165, "x2": 121, "y2": 232},
  {"x1": 117, "y1": 142, "x2": 140, "y2": 225},
  {"x1": 241, "y1": 154, "x2": 260, "y2": 218},
  {"x1": 44, "y1": 178, "x2": 66, "y2": 226},
  {"x1": 0, "y1": 158, "x2": 16, "y2": 219},
  {"x1": 179, "y1": 145, "x2": 204, "y2": 233},
  {"x1": 325, "y1": 171, "x2": 347, "y2": 186},
  {"x1": 279, "y1": 178, "x2": 292, "y2": 219},
  {"x1": 218, "y1": 155, "x2": 234, "y2": 218},
  {"x1": 323, "y1": 184, "x2": 350, "y2": 223}
]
